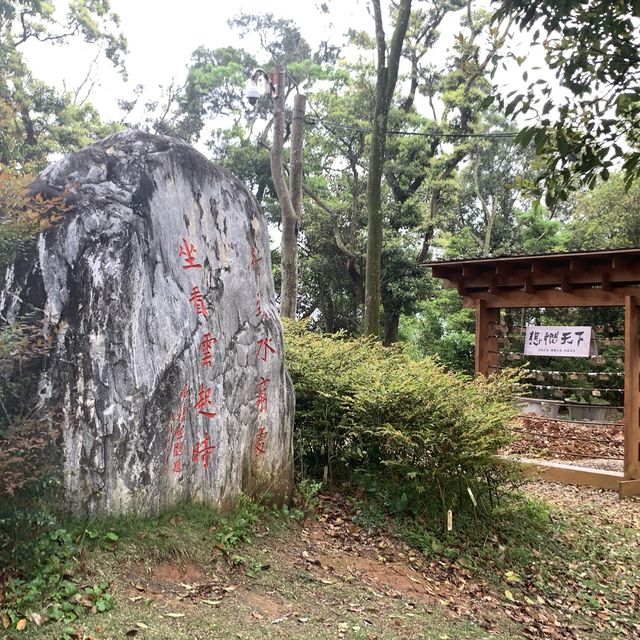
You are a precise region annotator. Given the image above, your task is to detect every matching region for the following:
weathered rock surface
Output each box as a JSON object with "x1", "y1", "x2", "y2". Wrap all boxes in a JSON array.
[{"x1": 0, "y1": 130, "x2": 294, "y2": 516}]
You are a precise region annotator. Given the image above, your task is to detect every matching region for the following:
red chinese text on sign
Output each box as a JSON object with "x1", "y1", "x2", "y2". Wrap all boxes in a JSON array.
[
  {"x1": 179, "y1": 239, "x2": 202, "y2": 269},
  {"x1": 256, "y1": 377, "x2": 270, "y2": 413},
  {"x1": 255, "y1": 426, "x2": 267, "y2": 455},
  {"x1": 194, "y1": 384, "x2": 217, "y2": 419},
  {"x1": 192, "y1": 433, "x2": 216, "y2": 469},
  {"x1": 200, "y1": 332, "x2": 217, "y2": 367},
  {"x1": 257, "y1": 337, "x2": 276, "y2": 363},
  {"x1": 189, "y1": 286, "x2": 208, "y2": 316}
]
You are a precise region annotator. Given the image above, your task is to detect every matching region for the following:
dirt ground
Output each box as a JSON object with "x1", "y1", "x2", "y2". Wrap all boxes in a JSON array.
[{"x1": 11, "y1": 480, "x2": 640, "y2": 640}]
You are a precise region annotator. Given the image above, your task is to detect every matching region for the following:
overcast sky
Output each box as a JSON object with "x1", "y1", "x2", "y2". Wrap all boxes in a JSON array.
[
  {"x1": 22, "y1": 0, "x2": 371, "y2": 122},
  {"x1": 20, "y1": 0, "x2": 546, "y2": 129}
]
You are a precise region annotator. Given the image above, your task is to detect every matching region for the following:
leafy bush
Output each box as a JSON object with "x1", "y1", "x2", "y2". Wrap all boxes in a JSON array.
[{"x1": 284, "y1": 320, "x2": 522, "y2": 521}]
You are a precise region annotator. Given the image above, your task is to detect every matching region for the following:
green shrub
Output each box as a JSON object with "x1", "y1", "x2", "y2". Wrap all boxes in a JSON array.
[{"x1": 284, "y1": 320, "x2": 522, "y2": 520}]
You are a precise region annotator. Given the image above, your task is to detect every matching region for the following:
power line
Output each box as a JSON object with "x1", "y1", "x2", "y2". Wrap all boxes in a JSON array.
[{"x1": 303, "y1": 117, "x2": 519, "y2": 140}]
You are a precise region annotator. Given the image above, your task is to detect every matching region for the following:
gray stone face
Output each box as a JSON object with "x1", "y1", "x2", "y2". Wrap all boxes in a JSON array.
[{"x1": 0, "y1": 130, "x2": 294, "y2": 516}]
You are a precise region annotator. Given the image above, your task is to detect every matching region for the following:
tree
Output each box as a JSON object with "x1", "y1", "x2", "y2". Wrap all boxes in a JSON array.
[
  {"x1": 153, "y1": 14, "x2": 333, "y2": 320},
  {"x1": 364, "y1": 0, "x2": 412, "y2": 336},
  {"x1": 0, "y1": 0, "x2": 126, "y2": 170},
  {"x1": 270, "y1": 68, "x2": 306, "y2": 319},
  {"x1": 568, "y1": 172, "x2": 640, "y2": 249},
  {"x1": 154, "y1": 6, "x2": 512, "y2": 341},
  {"x1": 292, "y1": 3, "x2": 512, "y2": 341},
  {"x1": 440, "y1": 130, "x2": 530, "y2": 258},
  {"x1": 493, "y1": 0, "x2": 640, "y2": 204}
]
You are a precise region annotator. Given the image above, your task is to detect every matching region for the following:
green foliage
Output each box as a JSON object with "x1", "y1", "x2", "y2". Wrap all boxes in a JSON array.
[
  {"x1": 296, "y1": 478, "x2": 323, "y2": 514},
  {"x1": 515, "y1": 203, "x2": 569, "y2": 254},
  {"x1": 0, "y1": 0, "x2": 125, "y2": 169},
  {"x1": 0, "y1": 518, "x2": 113, "y2": 630},
  {"x1": 493, "y1": 0, "x2": 640, "y2": 204},
  {"x1": 285, "y1": 320, "x2": 522, "y2": 519},
  {"x1": 0, "y1": 492, "x2": 294, "y2": 632},
  {"x1": 568, "y1": 172, "x2": 640, "y2": 249},
  {"x1": 0, "y1": 169, "x2": 38, "y2": 264},
  {"x1": 399, "y1": 286, "x2": 476, "y2": 374}
]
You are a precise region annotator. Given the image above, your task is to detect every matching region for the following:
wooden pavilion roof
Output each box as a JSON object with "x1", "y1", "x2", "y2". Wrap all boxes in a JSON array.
[{"x1": 424, "y1": 247, "x2": 640, "y2": 308}]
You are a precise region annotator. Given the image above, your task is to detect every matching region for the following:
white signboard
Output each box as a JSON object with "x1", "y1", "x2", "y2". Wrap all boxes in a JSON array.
[{"x1": 524, "y1": 326, "x2": 594, "y2": 358}]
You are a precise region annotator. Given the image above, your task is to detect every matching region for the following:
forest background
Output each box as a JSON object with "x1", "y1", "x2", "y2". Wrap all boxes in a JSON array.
[{"x1": 2, "y1": 0, "x2": 640, "y2": 369}]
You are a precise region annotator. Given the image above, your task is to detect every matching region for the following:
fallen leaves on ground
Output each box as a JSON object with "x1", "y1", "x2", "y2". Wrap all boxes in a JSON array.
[
  {"x1": 291, "y1": 489, "x2": 639, "y2": 640},
  {"x1": 506, "y1": 415, "x2": 623, "y2": 461}
]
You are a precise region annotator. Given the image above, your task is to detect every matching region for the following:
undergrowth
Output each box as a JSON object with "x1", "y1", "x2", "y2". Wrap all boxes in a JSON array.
[
  {"x1": 284, "y1": 319, "x2": 523, "y2": 518},
  {"x1": 0, "y1": 489, "x2": 302, "y2": 635}
]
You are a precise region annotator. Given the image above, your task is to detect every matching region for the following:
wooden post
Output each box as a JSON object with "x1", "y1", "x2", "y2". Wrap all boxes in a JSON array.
[
  {"x1": 624, "y1": 295, "x2": 640, "y2": 479},
  {"x1": 475, "y1": 299, "x2": 500, "y2": 376}
]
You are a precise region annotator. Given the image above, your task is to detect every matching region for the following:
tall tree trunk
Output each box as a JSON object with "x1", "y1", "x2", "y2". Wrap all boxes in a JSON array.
[
  {"x1": 383, "y1": 309, "x2": 400, "y2": 346},
  {"x1": 271, "y1": 66, "x2": 305, "y2": 319},
  {"x1": 281, "y1": 93, "x2": 306, "y2": 318},
  {"x1": 364, "y1": 64, "x2": 388, "y2": 336},
  {"x1": 364, "y1": 0, "x2": 412, "y2": 336},
  {"x1": 473, "y1": 160, "x2": 498, "y2": 257},
  {"x1": 318, "y1": 285, "x2": 335, "y2": 333}
]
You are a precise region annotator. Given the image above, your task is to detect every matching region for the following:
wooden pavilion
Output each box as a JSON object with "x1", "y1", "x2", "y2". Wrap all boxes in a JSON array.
[{"x1": 425, "y1": 247, "x2": 640, "y2": 497}]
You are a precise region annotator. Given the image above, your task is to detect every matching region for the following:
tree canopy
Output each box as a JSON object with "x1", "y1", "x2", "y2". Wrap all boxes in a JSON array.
[{"x1": 494, "y1": 0, "x2": 640, "y2": 204}]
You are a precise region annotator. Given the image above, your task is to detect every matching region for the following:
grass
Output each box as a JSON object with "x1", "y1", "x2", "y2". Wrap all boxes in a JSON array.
[
  {"x1": 4, "y1": 497, "x2": 504, "y2": 640},
  {"x1": 2, "y1": 482, "x2": 639, "y2": 640}
]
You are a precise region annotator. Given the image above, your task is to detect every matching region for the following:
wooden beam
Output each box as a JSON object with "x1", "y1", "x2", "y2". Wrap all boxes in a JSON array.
[
  {"x1": 462, "y1": 288, "x2": 634, "y2": 309},
  {"x1": 431, "y1": 265, "x2": 458, "y2": 280},
  {"x1": 569, "y1": 258, "x2": 587, "y2": 273},
  {"x1": 561, "y1": 274, "x2": 573, "y2": 293},
  {"x1": 530, "y1": 261, "x2": 545, "y2": 275},
  {"x1": 519, "y1": 459, "x2": 622, "y2": 491},
  {"x1": 612, "y1": 255, "x2": 631, "y2": 271},
  {"x1": 462, "y1": 265, "x2": 477, "y2": 278},
  {"x1": 475, "y1": 299, "x2": 500, "y2": 376},
  {"x1": 624, "y1": 295, "x2": 640, "y2": 479},
  {"x1": 619, "y1": 479, "x2": 640, "y2": 497},
  {"x1": 524, "y1": 277, "x2": 534, "y2": 294},
  {"x1": 423, "y1": 246, "x2": 640, "y2": 271},
  {"x1": 449, "y1": 264, "x2": 640, "y2": 291}
]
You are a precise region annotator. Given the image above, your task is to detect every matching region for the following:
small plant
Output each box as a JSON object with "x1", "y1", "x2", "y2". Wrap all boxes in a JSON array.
[
  {"x1": 1, "y1": 526, "x2": 114, "y2": 631},
  {"x1": 212, "y1": 495, "x2": 264, "y2": 553},
  {"x1": 297, "y1": 479, "x2": 323, "y2": 513}
]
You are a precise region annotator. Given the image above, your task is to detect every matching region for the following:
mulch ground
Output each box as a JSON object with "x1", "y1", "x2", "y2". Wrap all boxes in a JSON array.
[{"x1": 505, "y1": 415, "x2": 624, "y2": 462}]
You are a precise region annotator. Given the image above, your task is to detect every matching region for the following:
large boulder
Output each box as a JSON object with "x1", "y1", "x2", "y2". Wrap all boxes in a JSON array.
[{"x1": 0, "y1": 130, "x2": 294, "y2": 516}]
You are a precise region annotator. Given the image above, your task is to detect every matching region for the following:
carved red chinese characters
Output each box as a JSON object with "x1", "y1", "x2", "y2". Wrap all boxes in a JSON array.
[
  {"x1": 171, "y1": 385, "x2": 190, "y2": 474},
  {"x1": 255, "y1": 425, "x2": 267, "y2": 455},
  {"x1": 199, "y1": 332, "x2": 217, "y2": 367},
  {"x1": 257, "y1": 337, "x2": 276, "y2": 363},
  {"x1": 256, "y1": 377, "x2": 269, "y2": 413},
  {"x1": 194, "y1": 384, "x2": 216, "y2": 419},
  {"x1": 192, "y1": 433, "x2": 215, "y2": 469},
  {"x1": 189, "y1": 286, "x2": 208, "y2": 316},
  {"x1": 179, "y1": 239, "x2": 202, "y2": 269}
]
